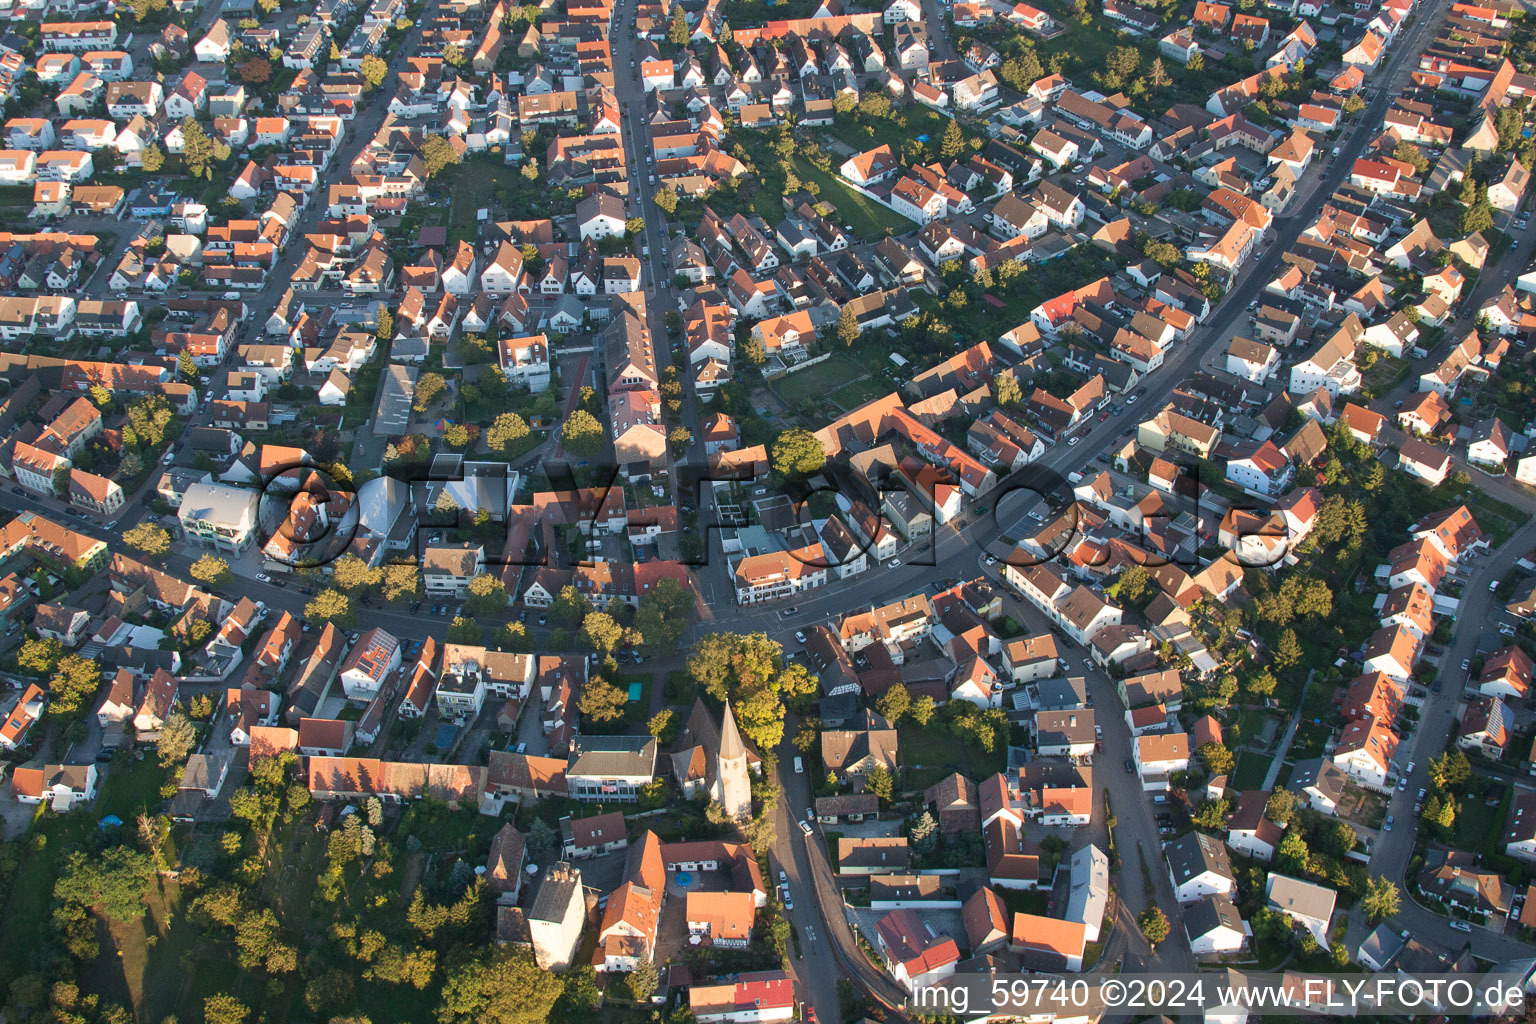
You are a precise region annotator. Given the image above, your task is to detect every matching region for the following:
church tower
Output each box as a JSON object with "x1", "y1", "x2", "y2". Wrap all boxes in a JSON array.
[{"x1": 716, "y1": 701, "x2": 752, "y2": 821}]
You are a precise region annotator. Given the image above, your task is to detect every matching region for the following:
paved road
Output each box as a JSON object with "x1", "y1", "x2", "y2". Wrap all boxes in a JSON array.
[
  {"x1": 1348, "y1": 512, "x2": 1536, "y2": 962},
  {"x1": 767, "y1": 728, "x2": 911, "y2": 1023}
]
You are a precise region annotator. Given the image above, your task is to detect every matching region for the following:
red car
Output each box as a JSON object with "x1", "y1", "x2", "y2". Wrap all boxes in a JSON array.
[{"x1": 805, "y1": 1010, "x2": 817, "y2": 1024}]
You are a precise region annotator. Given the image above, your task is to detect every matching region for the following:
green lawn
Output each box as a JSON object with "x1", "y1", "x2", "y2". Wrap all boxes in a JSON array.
[
  {"x1": 618, "y1": 672, "x2": 654, "y2": 728},
  {"x1": 828, "y1": 376, "x2": 890, "y2": 411},
  {"x1": 2, "y1": 757, "x2": 172, "y2": 995},
  {"x1": 437, "y1": 156, "x2": 575, "y2": 246},
  {"x1": 722, "y1": 129, "x2": 912, "y2": 240},
  {"x1": 899, "y1": 722, "x2": 1006, "y2": 790},
  {"x1": 771, "y1": 354, "x2": 869, "y2": 407},
  {"x1": 1232, "y1": 750, "x2": 1271, "y2": 790}
]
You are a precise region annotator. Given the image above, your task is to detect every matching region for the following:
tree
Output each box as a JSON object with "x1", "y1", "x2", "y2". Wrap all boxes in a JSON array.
[
  {"x1": 1362, "y1": 876, "x2": 1401, "y2": 922},
  {"x1": 466, "y1": 574, "x2": 508, "y2": 616},
  {"x1": 1116, "y1": 564, "x2": 1150, "y2": 603},
  {"x1": 999, "y1": 50, "x2": 1044, "y2": 91},
  {"x1": 1192, "y1": 798, "x2": 1230, "y2": 830},
  {"x1": 54, "y1": 846, "x2": 155, "y2": 924},
  {"x1": 560, "y1": 409, "x2": 604, "y2": 457},
  {"x1": 836, "y1": 305, "x2": 860, "y2": 347},
  {"x1": 875, "y1": 682, "x2": 911, "y2": 724},
  {"x1": 332, "y1": 554, "x2": 383, "y2": 593},
  {"x1": 381, "y1": 563, "x2": 421, "y2": 603},
  {"x1": 1144, "y1": 239, "x2": 1182, "y2": 268},
  {"x1": 1277, "y1": 829, "x2": 1310, "y2": 873},
  {"x1": 188, "y1": 553, "x2": 231, "y2": 586},
  {"x1": 48, "y1": 654, "x2": 102, "y2": 718},
  {"x1": 1266, "y1": 788, "x2": 1298, "y2": 826},
  {"x1": 180, "y1": 118, "x2": 216, "y2": 178},
  {"x1": 526, "y1": 818, "x2": 557, "y2": 859},
  {"x1": 360, "y1": 54, "x2": 387, "y2": 89},
  {"x1": 648, "y1": 708, "x2": 676, "y2": 741},
  {"x1": 19, "y1": 636, "x2": 64, "y2": 675},
  {"x1": 624, "y1": 962, "x2": 659, "y2": 1002},
  {"x1": 771, "y1": 427, "x2": 826, "y2": 479},
  {"x1": 447, "y1": 616, "x2": 483, "y2": 645},
  {"x1": 376, "y1": 308, "x2": 395, "y2": 341},
  {"x1": 667, "y1": 5, "x2": 690, "y2": 45},
  {"x1": 582, "y1": 611, "x2": 624, "y2": 653},
  {"x1": 1429, "y1": 750, "x2": 1471, "y2": 790},
  {"x1": 1139, "y1": 907, "x2": 1170, "y2": 946},
  {"x1": 1461, "y1": 187, "x2": 1495, "y2": 235},
  {"x1": 1147, "y1": 56, "x2": 1170, "y2": 88},
  {"x1": 123, "y1": 522, "x2": 171, "y2": 557},
  {"x1": 551, "y1": 585, "x2": 591, "y2": 625},
  {"x1": 421, "y1": 135, "x2": 461, "y2": 179},
  {"x1": 239, "y1": 55, "x2": 272, "y2": 85},
  {"x1": 1199, "y1": 742, "x2": 1234, "y2": 776},
  {"x1": 140, "y1": 143, "x2": 165, "y2": 173},
  {"x1": 414, "y1": 372, "x2": 446, "y2": 412},
  {"x1": 633, "y1": 578, "x2": 694, "y2": 655},
  {"x1": 305, "y1": 588, "x2": 356, "y2": 629},
  {"x1": 1326, "y1": 821, "x2": 1358, "y2": 859},
  {"x1": 1274, "y1": 628, "x2": 1302, "y2": 670},
  {"x1": 486, "y1": 412, "x2": 529, "y2": 454},
  {"x1": 909, "y1": 696, "x2": 935, "y2": 725},
  {"x1": 993, "y1": 368, "x2": 1022, "y2": 407},
  {"x1": 909, "y1": 810, "x2": 938, "y2": 853},
  {"x1": 864, "y1": 765, "x2": 894, "y2": 803},
  {"x1": 578, "y1": 675, "x2": 627, "y2": 723},
  {"x1": 204, "y1": 995, "x2": 251, "y2": 1024},
  {"x1": 939, "y1": 117, "x2": 964, "y2": 159},
  {"x1": 157, "y1": 712, "x2": 197, "y2": 766},
  {"x1": 1245, "y1": 667, "x2": 1278, "y2": 698}
]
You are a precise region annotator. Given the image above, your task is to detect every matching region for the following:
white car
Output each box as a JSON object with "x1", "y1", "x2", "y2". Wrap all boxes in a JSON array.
[
  {"x1": 1067, "y1": 435, "x2": 1080, "y2": 446},
  {"x1": 255, "y1": 572, "x2": 271, "y2": 583},
  {"x1": 890, "y1": 558, "x2": 901, "y2": 566},
  {"x1": 799, "y1": 821, "x2": 813, "y2": 835},
  {"x1": 794, "y1": 630, "x2": 807, "y2": 644}
]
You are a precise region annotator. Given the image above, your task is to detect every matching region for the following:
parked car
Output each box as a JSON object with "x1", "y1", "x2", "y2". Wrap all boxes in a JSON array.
[
  {"x1": 1450, "y1": 920, "x2": 1472, "y2": 933},
  {"x1": 1383, "y1": 815, "x2": 1394, "y2": 831},
  {"x1": 799, "y1": 821, "x2": 813, "y2": 835},
  {"x1": 1124, "y1": 758, "x2": 1135, "y2": 774},
  {"x1": 255, "y1": 572, "x2": 271, "y2": 583}
]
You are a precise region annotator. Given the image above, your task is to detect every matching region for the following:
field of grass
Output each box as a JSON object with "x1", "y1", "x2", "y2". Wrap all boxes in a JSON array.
[
  {"x1": 771, "y1": 354, "x2": 869, "y2": 407},
  {"x1": 723, "y1": 129, "x2": 913, "y2": 240},
  {"x1": 1232, "y1": 749, "x2": 1271, "y2": 790},
  {"x1": 899, "y1": 721, "x2": 1007, "y2": 789},
  {"x1": 438, "y1": 156, "x2": 576, "y2": 246},
  {"x1": 829, "y1": 376, "x2": 891, "y2": 411}
]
